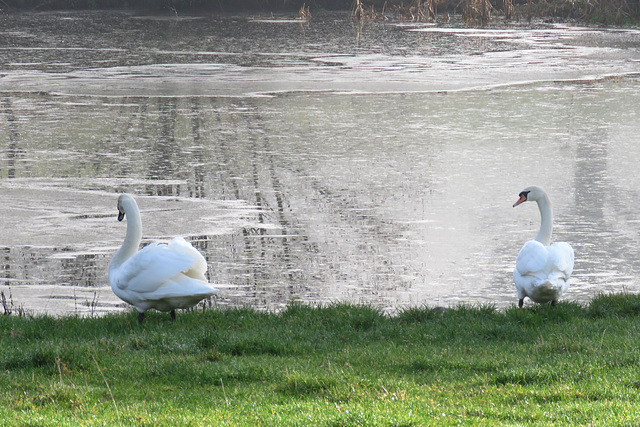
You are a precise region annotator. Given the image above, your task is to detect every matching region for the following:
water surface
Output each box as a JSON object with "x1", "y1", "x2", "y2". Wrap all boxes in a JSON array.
[{"x1": 1, "y1": 11, "x2": 640, "y2": 315}]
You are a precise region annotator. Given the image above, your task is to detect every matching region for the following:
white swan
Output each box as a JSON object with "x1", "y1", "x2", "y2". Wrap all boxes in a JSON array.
[
  {"x1": 109, "y1": 194, "x2": 218, "y2": 323},
  {"x1": 513, "y1": 186, "x2": 574, "y2": 308}
]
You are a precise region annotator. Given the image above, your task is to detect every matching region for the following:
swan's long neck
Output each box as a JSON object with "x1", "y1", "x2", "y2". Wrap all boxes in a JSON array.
[
  {"x1": 535, "y1": 194, "x2": 553, "y2": 246},
  {"x1": 109, "y1": 198, "x2": 142, "y2": 272}
]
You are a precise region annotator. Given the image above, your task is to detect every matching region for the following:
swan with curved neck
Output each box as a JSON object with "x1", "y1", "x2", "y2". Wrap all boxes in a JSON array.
[
  {"x1": 109, "y1": 194, "x2": 218, "y2": 323},
  {"x1": 110, "y1": 195, "x2": 143, "y2": 274},
  {"x1": 513, "y1": 186, "x2": 574, "y2": 308}
]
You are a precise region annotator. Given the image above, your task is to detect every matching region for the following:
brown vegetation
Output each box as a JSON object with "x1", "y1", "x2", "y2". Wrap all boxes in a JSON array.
[
  {"x1": 0, "y1": 0, "x2": 638, "y2": 25},
  {"x1": 348, "y1": 0, "x2": 640, "y2": 24}
]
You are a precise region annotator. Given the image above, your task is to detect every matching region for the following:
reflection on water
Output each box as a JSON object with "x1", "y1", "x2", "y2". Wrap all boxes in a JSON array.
[{"x1": 1, "y1": 12, "x2": 640, "y2": 315}]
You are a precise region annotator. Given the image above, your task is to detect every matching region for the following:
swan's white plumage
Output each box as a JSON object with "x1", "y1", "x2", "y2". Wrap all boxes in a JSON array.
[
  {"x1": 513, "y1": 186, "x2": 574, "y2": 306},
  {"x1": 112, "y1": 238, "x2": 206, "y2": 293},
  {"x1": 514, "y1": 240, "x2": 573, "y2": 304},
  {"x1": 109, "y1": 194, "x2": 217, "y2": 319}
]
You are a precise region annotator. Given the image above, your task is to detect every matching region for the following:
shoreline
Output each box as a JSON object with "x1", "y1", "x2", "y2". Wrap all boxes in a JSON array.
[{"x1": 1, "y1": 1, "x2": 639, "y2": 25}]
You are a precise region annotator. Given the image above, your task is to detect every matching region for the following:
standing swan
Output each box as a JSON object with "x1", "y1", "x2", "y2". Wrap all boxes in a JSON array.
[
  {"x1": 109, "y1": 194, "x2": 218, "y2": 323},
  {"x1": 513, "y1": 186, "x2": 574, "y2": 308}
]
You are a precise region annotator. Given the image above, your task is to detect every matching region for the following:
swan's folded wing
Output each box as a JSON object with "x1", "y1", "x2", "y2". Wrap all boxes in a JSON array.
[
  {"x1": 113, "y1": 243, "x2": 203, "y2": 293},
  {"x1": 515, "y1": 240, "x2": 549, "y2": 277},
  {"x1": 168, "y1": 237, "x2": 208, "y2": 279},
  {"x1": 548, "y1": 242, "x2": 574, "y2": 277}
]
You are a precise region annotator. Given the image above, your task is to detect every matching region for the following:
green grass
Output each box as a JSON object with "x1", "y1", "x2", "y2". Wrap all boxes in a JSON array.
[{"x1": 2, "y1": 295, "x2": 640, "y2": 425}]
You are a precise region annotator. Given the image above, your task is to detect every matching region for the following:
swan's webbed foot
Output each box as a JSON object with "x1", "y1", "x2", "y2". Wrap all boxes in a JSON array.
[
  {"x1": 137, "y1": 312, "x2": 145, "y2": 323},
  {"x1": 518, "y1": 299, "x2": 524, "y2": 309},
  {"x1": 551, "y1": 299, "x2": 557, "y2": 307},
  {"x1": 170, "y1": 310, "x2": 176, "y2": 322}
]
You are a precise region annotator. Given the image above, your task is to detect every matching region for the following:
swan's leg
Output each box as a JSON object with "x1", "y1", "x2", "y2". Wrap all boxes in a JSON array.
[
  {"x1": 551, "y1": 299, "x2": 557, "y2": 307},
  {"x1": 170, "y1": 310, "x2": 176, "y2": 322},
  {"x1": 137, "y1": 312, "x2": 145, "y2": 323},
  {"x1": 518, "y1": 299, "x2": 524, "y2": 308}
]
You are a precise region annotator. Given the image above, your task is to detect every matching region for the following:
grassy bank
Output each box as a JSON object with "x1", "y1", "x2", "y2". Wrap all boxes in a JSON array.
[{"x1": 2, "y1": 294, "x2": 640, "y2": 425}]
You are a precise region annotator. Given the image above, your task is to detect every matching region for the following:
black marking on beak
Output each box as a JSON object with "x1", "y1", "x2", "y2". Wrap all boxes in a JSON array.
[{"x1": 513, "y1": 191, "x2": 530, "y2": 208}]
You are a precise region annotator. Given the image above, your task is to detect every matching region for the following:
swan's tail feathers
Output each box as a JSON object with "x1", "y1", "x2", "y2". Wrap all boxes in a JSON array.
[
  {"x1": 150, "y1": 282, "x2": 218, "y2": 311},
  {"x1": 173, "y1": 275, "x2": 218, "y2": 297}
]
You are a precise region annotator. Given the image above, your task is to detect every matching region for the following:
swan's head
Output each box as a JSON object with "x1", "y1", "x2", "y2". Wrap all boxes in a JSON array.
[
  {"x1": 116, "y1": 194, "x2": 134, "y2": 222},
  {"x1": 513, "y1": 186, "x2": 546, "y2": 207}
]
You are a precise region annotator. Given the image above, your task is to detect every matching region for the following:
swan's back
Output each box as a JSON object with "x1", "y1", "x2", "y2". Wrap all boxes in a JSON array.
[
  {"x1": 514, "y1": 240, "x2": 574, "y2": 304},
  {"x1": 109, "y1": 236, "x2": 217, "y2": 312}
]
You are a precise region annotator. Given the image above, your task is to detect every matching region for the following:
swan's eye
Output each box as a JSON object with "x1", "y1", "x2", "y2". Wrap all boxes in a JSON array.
[{"x1": 519, "y1": 191, "x2": 530, "y2": 199}]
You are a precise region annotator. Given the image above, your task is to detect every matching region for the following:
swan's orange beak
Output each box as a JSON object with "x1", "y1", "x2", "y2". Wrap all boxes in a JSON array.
[
  {"x1": 513, "y1": 194, "x2": 527, "y2": 207},
  {"x1": 118, "y1": 211, "x2": 125, "y2": 221}
]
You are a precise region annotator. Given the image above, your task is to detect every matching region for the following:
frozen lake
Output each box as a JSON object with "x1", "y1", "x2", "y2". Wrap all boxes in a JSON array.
[{"x1": 1, "y1": 11, "x2": 640, "y2": 315}]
